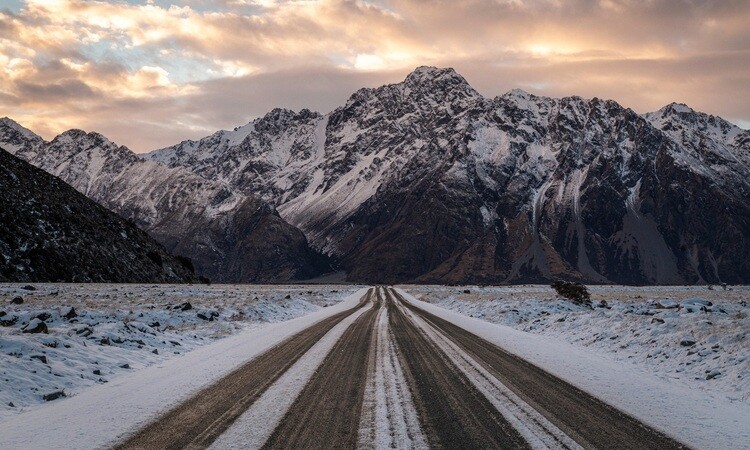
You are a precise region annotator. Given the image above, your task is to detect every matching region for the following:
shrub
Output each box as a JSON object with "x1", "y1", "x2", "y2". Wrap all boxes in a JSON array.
[{"x1": 551, "y1": 280, "x2": 592, "y2": 307}]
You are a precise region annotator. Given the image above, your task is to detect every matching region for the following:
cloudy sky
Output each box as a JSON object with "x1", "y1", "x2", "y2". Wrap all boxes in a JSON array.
[{"x1": 1, "y1": 0, "x2": 749, "y2": 152}]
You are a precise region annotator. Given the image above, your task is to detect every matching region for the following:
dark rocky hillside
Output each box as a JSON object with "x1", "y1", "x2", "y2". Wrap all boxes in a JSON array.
[{"x1": 0, "y1": 147, "x2": 199, "y2": 283}]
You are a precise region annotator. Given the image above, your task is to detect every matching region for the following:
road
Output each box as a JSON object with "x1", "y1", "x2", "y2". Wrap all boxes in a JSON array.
[
  {"x1": 117, "y1": 290, "x2": 372, "y2": 449},
  {"x1": 116, "y1": 286, "x2": 688, "y2": 449}
]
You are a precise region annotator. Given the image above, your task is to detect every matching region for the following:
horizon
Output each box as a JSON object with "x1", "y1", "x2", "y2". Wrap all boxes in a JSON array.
[{"x1": 1, "y1": 0, "x2": 749, "y2": 152}]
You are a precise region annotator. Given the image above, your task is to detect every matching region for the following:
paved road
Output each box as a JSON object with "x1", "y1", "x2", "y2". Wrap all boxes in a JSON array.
[{"x1": 115, "y1": 286, "x2": 688, "y2": 449}]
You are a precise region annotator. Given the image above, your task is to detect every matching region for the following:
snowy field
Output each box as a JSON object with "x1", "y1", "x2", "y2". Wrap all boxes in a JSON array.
[
  {"x1": 406, "y1": 284, "x2": 750, "y2": 403},
  {"x1": 0, "y1": 283, "x2": 358, "y2": 418}
]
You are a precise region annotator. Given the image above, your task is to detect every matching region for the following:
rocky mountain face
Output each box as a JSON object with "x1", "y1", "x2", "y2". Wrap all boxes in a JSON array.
[
  {"x1": 0, "y1": 118, "x2": 328, "y2": 283},
  {"x1": 0, "y1": 147, "x2": 198, "y2": 283},
  {"x1": 148, "y1": 67, "x2": 750, "y2": 285}
]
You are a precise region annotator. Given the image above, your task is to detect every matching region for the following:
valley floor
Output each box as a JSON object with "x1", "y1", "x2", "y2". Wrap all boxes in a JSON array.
[{"x1": 0, "y1": 284, "x2": 747, "y2": 449}]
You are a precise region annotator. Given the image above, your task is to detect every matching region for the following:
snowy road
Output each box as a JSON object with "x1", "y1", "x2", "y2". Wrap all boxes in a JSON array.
[{"x1": 108, "y1": 286, "x2": 686, "y2": 449}]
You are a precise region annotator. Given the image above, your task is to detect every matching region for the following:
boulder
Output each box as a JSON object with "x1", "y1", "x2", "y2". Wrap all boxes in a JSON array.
[
  {"x1": 197, "y1": 310, "x2": 219, "y2": 321},
  {"x1": 30, "y1": 355, "x2": 48, "y2": 364},
  {"x1": 0, "y1": 316, "x2": 18, "y2": 327},
  {"x1": 706, "y1": 370, "x2": 721, "y2": 380},
  {"x1": 10, "y1": 296, "x2": 23, "y2": 305},
  {"x1": 61, "y1": 306, "x2": 77, "y2": 319},
  {"x1": 76, "y1": 326, "x2": 93, "y2": 337},
  {"x1": 42, "y1": 391, "x2": 65, "y2": 402},
  {"x1": 22, "y1": 318, "x2": 48, "y2": 334}
]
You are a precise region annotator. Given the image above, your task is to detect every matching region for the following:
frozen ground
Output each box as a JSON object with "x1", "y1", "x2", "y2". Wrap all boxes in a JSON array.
[
  {"x1": 0, "y1": 283, "x2": 358, "y2": 418},
  {"x1": 405, "y1": 284, "x2": 750, "y2": 403}
]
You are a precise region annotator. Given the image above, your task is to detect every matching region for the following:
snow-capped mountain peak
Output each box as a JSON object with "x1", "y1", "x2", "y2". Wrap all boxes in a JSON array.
[
  {"x1": 146, "y1": 66, "x2": 750, "y2": 285},
  {"x1": 0, "y1": 118, "x2": 44, "y2": 155},
  {"x1": 6, "y1": 66, "x2": 747, "y2": 285},
  {"x1": 645, "y1": 102, "x2": 742, "y2": 141},
  {"x1": 0, "y1": 117, "x2": 41, "y2": 140},
  {"x1": 403, "y1": 65, "x2": 469, "y2": 86},
  {"x1": 644, "y1": 101, "x2": 749, "y2": 169},
  {"x1": 51, "y1": 129, "x2": 127, "y2": 154},
  {"x1": 501, "y1": 87, "x2": 535, "y2": 100}
]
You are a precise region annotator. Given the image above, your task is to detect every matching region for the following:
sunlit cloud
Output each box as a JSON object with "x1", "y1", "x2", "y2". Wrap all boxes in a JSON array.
[{"x1": 0, "y1": 0, "x2": 748, "y2": 152}]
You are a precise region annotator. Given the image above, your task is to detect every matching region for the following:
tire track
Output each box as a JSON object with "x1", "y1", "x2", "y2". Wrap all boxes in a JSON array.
[
  {"x1": 392, "y1": 288, "x2": 688, "y2": 450},
  {"x1": 384, "y1": 288, "x2": 532, "y2": 449},
  {"x1": 399, "y1": 297, "x2": 581, "y2": 450},
  {"x1": 208, "y1": 297, "x2": 375, "y2": 449},
  {"x1": 261, "y1": 288, "x2": 380, "y2": 449},
  {"x1": 116, "y1": 288, "x2": 373, "y2": 450}
]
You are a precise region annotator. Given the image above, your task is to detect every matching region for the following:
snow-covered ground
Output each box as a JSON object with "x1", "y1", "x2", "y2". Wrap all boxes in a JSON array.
[
  {"x1": 0, "y1": 283, "x2": 358, "y2": 419},
  {"x1": 405, "y1": 284, "x2": 750, "y2": 403}
]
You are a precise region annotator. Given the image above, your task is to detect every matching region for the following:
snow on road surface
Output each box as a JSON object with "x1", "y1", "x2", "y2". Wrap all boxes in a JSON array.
[
  {"x1": 0, "y1": 285, "x2": 365, "y2": 449},
  {"x1": 401, "y1": 301, "x2": 582, "y2": 450},
  {"x1": 358, "y1": 288, "x2": 427, "y2": 450},
  {"x1": 396, "y1": 287, "x2": 750, "y2": 450}
]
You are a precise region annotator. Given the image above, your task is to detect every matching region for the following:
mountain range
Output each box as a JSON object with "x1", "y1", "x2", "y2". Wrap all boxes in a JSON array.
[
  {"x1": 3, "y1": 66, "x2": 748, "y2": 284},
  {"x1": 0, "y1": 117, "x2": 327, "y2": 283}
]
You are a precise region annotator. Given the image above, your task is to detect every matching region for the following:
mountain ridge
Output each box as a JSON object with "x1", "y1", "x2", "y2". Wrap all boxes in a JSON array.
[
  {"x1": 0, "y1": 118, "x2": 330, "y2": 283},
  {"x1": 146, "y1": 66, "x2": 750, "y2": 285}
]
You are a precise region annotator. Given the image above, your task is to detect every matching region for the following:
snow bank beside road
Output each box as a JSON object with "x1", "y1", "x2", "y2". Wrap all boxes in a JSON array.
[{"x1": 397, "y1": 287, "x2": 750, "y2": 450}]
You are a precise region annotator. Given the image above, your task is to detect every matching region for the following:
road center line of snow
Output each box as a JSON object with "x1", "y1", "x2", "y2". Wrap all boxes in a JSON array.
[
  {"x1": 209, "y1": 297, "x2": 375, "y2": 449},
  {"x1": 357, "y1": 287, "x2": 427, "y2": 449}
]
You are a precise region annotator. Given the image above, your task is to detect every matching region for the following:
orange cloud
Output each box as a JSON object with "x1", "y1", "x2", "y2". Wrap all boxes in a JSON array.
[{"x1": 0, "y1": 0, "x2": 748, "y2": 152}]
